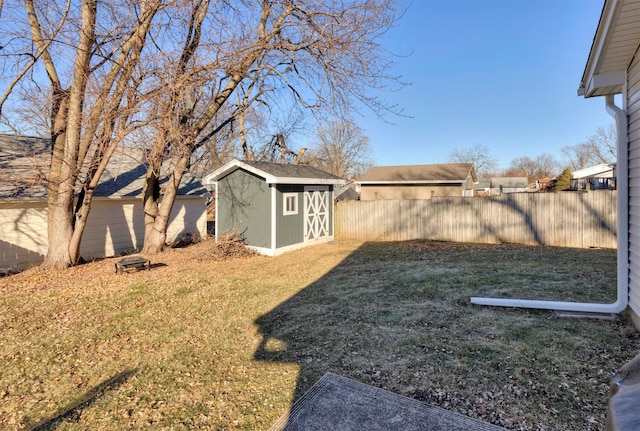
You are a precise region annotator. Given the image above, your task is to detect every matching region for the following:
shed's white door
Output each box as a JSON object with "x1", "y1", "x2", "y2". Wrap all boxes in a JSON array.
[{"x1": 304, "y1": 188, "x2": 330, "y2": 242}]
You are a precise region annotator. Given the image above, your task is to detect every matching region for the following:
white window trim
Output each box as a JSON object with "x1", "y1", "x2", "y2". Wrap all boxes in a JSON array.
[{"x1": 283, "y1": 193, "x2": 298, "y2": 216}]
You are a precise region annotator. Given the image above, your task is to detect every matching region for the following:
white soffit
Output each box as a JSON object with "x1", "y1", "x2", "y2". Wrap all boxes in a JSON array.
[{"x1": 579, "y1": 0, "x2": 640, "y2": 98}]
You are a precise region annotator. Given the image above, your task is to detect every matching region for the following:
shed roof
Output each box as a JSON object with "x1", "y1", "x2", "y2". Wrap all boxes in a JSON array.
[
  {"x1": 357, "y1": 163, "x2": 476, "y2": 184},
  {"x1": 0, "y1": 133, "x2": 208, "y2": 201},
  {"x1": 579, "y1": 0, "x2": 640, "y2": 98},
  {"x1": 206, "y1": 159, "x2": 346, "y2": 185}
]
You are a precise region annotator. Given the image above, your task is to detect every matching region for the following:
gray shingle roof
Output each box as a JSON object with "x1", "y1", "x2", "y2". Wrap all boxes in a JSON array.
[
  {"x1": 240, "y1": 160, "x2": 344, "y2": 181},
  {"x1": 0, "y1": 133, "x2": 208, "y2": 201},
  {"x1": 0, "y1": 134, "x2": 50, "y2": 199},
  {"x1": 206, "y1": 159, "x2": 345, "y2": 185},
  {"x1": 357, "y1": 163, "x2": 475, "y2": 183}
]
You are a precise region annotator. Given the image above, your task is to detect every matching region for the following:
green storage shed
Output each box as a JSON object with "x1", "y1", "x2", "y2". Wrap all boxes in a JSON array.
[{"x1": 207, "y1": 159, "x2": 345, "y2": 256}]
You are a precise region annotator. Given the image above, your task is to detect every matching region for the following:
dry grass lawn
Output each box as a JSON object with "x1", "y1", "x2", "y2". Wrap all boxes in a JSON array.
[{"x1": 1, "y1": 239, "x2": 638, "y2": 430}]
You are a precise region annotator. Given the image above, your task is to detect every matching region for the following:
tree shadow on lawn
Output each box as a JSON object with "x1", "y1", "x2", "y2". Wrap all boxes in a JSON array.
[
  {"x1": 253, "y1": 241, "x2": 638, "y2": 430},
  {"x1": 28, "y1": 368, "x2": 137, "y2": 431}
]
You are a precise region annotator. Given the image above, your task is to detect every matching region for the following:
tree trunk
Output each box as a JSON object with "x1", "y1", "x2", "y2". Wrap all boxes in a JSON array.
[
  {"x1": 142, "y1": 154, "x2": 190, "y2": 254},
  {"x1": 142, "y1": 144, "x2": 163, "y2": 254},
  {"x1": 142, "y1": 226, "x2": 167, "y2": 255},
  {"x1": 44, "y1": 190, "x2": 75, "y2": 268}
]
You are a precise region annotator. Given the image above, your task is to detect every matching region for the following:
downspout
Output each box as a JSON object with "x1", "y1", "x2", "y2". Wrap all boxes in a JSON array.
[{"x1": 471, "y1": 94, "x2": 628, "y2": 314}]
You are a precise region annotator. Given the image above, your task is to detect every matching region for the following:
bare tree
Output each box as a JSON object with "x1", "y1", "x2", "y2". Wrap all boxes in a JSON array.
[
  {"x1": 502, "y1": 153, "x2": 560, "y2": 181},
  {"x1": 561, "y1": 124, "x2": 617, "y2": 170},
  {"x1": 139, "y1": 0, "x2": 401, "y2": 254},
  {"x1": 305, "y1": 120, "x2": 374, "y2": 179},
  {"x1": 236, "y1": 105, "x2": 309, "y2": 163},
  {"x1": 2, "y1": 0, "x2": 402, "y2": 260},
  {"x1": 0, "y1": 0, "x2": 164, "y2": 268},
  {"x1": 448, "y1": 143, "x2": 498, "y2": 177}
]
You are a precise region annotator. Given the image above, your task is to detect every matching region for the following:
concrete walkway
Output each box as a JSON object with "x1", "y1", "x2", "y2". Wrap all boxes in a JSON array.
[{"x1": 269, "y1": 373, "x2": 507, "y2": 431}]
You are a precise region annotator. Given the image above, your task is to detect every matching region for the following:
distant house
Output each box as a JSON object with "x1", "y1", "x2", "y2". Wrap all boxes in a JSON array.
[
  {"x1": 356, "y1": 163, "x2": 477, "y2": 200},
  {"x1": 570, "y1": 163, "x2": 617, "y2": 191},
  {"x1": 473, "y1": 178, "x2": 492, "y2": 196},
  {"x1": 0, "y1": 134, "x2": 209, "y2": 271},
  {"x1": 490, "y1": 177, "x2": 529, "y2": 195},
  {"x1": 572, "y1": 163, "x2": 616, "y2": 179},
  {"x1": 206, "y1": 159, "x2": 345, "y2": 256},
  {"x1": 536, "y1": 178, "x2": 555, "y2": 192}
]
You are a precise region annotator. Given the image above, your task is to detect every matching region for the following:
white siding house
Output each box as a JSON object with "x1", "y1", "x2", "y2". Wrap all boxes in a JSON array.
[
  {"x1": 578, "y1": 0, "x2": 640, "y2": 328},
  {"x1": 0, "y1": 134, "x2": 209, "y2": 271},
  {"x1": 572, "y1": 163, "x2": 616, "y2": 179}
]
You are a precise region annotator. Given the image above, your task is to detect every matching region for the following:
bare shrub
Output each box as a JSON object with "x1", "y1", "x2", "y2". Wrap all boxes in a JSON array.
[{"x1": 200, "y1": 231, "x2": 257, "y2": 260}]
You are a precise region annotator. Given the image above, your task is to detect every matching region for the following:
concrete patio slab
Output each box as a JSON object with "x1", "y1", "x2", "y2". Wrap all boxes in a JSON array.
[{"x1": 269, "y1": 372, "x2": 507, "y2": 431}]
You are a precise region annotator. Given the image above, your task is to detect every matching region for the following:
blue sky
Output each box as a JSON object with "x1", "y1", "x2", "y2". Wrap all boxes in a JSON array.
[{"x1": 358, "y1": 0, "x2": 613, "y2": 170}]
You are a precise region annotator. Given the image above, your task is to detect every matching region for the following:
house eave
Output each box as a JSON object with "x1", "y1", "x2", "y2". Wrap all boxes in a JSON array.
[
  {"x1": 578, "y1": 0, "x2": 640, "y2": 98},
  {"x1": 579, "y1": 71, "x2": 626, "y2": 98},
  {"x1": 358, "y1": 180, "x2": 466, "y2": 185}
]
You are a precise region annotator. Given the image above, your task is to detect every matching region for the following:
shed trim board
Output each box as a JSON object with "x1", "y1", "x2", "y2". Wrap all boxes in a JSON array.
[
  {"x1": 271, "y1": 185, "x2": 277, "y2": 252},
  {"x1": 207, "y1": 159, "x2": 343, "y2": 185},
  {"x1": 358, "y1": 180, "x2": 468, "y2": 185}
]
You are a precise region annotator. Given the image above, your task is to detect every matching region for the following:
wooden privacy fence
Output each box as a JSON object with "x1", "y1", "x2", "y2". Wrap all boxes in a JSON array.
[{"x1": 335, "y1": 191, "x2": 617, "y2": 249}]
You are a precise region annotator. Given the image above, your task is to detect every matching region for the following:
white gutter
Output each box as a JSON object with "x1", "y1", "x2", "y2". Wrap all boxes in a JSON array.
[{"x1": 470, "y1": 94, "x2": 628, "y2": 314}]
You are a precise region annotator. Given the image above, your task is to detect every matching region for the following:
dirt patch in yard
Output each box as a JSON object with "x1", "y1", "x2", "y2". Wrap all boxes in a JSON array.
[{"x1": 1, "y1": 239, "x2": 638, "y2": 430}]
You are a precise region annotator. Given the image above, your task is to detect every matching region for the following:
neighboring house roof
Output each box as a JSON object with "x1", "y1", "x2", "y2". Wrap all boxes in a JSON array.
[
  {"x1": 206, "y1": 159, "x2": 346, "y2": 185},
  {"x1": 474, "y1": 178, "x2": 491, "y2": 190},
  {"x1": 0, "y1": 133, "x2": 208, "y2": 201},
  {"x1": 95, "y1": 148, "x2": 207, "y2": 198},
  {"x1": 335, "y1": 185, "x2": 359, "y2": 201},
  {"x1": 579, "y1": 0, "x2": 640, "y2": 98},
  {"x1": 357, "y1": 163, "x2": 477, "y2": 184},
  {"x1": 572, "y1": 163, "x2": 616, "y2": 179},
  {"x1": 0, "y1": 134, "x2": 50, "y2": 200},
  {"x1": 491, "y1": 177, "x2": 528, "y2": 188}
]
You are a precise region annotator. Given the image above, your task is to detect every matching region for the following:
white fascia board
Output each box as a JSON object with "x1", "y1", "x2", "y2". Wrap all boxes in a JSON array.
[
  {"x1": 585, "y1": 71, "x2": 626, "y2": 97},
  {"x1": 357, "y1": 180, "x2": 465, "y2": 185},
  {"x1": 0, "y1": 196, "x2": 47, "y2": 203},
  {"x1": 208, "y1": 160, "x2": 345, "y2": 186},
  {"x1": 207, "y1": 160, "x2": 271, "y2": 182},
  {"x1": 591, "y1": 71, "x2": 626, "y2": 89},
  {"x1": 267, "y1": 177, "x2": 346, "y2": 185}
]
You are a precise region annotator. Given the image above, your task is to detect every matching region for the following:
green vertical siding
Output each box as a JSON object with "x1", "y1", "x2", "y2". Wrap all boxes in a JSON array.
[
  {"x1": 217, "y1": 170, "x2": 271, "y2": 248},
  {"x1": 276, "y1": 185, "x2": 304, "y2": 248}
]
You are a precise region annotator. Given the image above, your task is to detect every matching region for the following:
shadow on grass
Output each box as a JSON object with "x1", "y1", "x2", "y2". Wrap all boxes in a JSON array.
[
  {"x1": 253, "y1": 241, "x2": 634, "y2": 430},
  {"x1": 28, "y1": 368, "x2": 137, "y2": 431}
]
